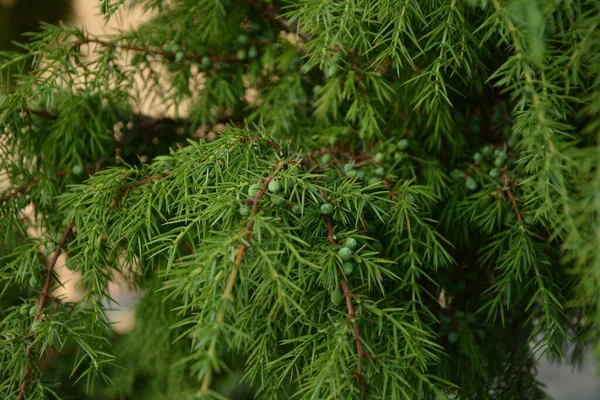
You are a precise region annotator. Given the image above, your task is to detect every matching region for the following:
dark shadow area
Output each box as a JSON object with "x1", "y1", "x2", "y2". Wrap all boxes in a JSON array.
[{"x1": 0, "y1": 0, "x2": 72, "y2": 50}]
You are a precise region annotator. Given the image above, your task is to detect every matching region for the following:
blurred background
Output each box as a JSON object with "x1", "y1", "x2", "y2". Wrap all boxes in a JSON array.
[{"x1": 0, "y1": 0, "x2": 598, "y2": 398}]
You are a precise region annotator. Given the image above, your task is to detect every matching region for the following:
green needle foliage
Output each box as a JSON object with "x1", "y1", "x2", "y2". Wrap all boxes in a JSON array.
[{"x1": 0, "y1": 0, "x2": 598, "y2": 399}]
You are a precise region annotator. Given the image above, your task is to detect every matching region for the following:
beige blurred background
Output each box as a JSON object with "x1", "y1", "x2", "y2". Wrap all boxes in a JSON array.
[{"x1": 56, "y1": 0, "x2": 150, "y2": 333}]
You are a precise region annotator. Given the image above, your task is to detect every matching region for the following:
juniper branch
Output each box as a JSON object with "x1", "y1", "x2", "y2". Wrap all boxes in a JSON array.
[
  {"x1": 74, "y1": 36, "x2": 246, "y2": 64},
  {"x1": 17, "y1": 220, "x2": 74, "y2": 400},
  {"x1": 502, "y1": 168, "x2": 523, "y2": 224},
  {"x1": 223, "y1": 177, "x2": 271, "y2": 302},
  {"x1": 325, "y1": 216, "x2": 368, "y2": 399},
  {"x1": 0, "y1": 160, "x2": 104, "y2": 205},
  {"x1": 113, "y1": 171, "x2": 173, "y2": 208},
  {"x1": 200, "y1": 176, "x2": 271, "y2": 392}
]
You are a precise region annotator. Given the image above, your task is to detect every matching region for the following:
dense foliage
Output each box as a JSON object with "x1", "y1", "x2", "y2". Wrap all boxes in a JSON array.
[{"x1": 1, "y1": 0, "x2": 598, "y2": 399}]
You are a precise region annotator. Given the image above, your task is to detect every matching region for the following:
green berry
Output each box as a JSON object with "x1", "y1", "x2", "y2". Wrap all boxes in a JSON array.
[
  {"x1": 31, "y1": 320, "x2": 41, "y2": 333},
  {"x1": 330, "y1": 288, "x2": 344, "y2": 306},
  {"x1": 248, "y1": 183, "x2": 262, "y2": 197},
  {"x1": 494, "y1": 157, "x2": 505, "y2": 168},
  {"x1": 483, "y1": 146, "x2": 493, "y2": 156},
  {"x1": 268, "y1": 180, "x2": 281, "y2": 193},
  {"x1": 489, "y1": 168, "x2": 501, "y2": 178},
  {"x1": 345, "y1": 238, "x2": 358, "y2": 250},
  {"x1": 319, "y1": 154, "x2": 332, "y2": 164},
  {"x1": 465, "y1": 177, "x2": 478, "y2": 191},
  {"x1": 291, "y1": 204, "x2": 302, "y2": 214},
  {"x1": 175, "y1": 51, "x2": 185, "y2": 63},
  {"x1": 236, "y1": 49, "x2": 247, "y2": 60},
  {"x1": 394, "y1": 152, "x2": 404, "y2": 160},
  {"x1": 388, "y1": 143, "x2": 397, "y2": 152},
  {"x1": 237, "y1": 34, "x2": 250, "y2": 45},
  {"x1": 375, "y1": 167, "x2": 385, "y2": 176},
  {"x1": 524, "y1": 215, "x2": 535, "y2": 225},
  {"x1": 201, "y1": 56, "x2": 211, "y2": 67},
  {"x1": 248, "y1": 45, "x2": 258, "y2": 59},
  {"x1": 397, "y1": 139, "x2": 410, "y2": 150},
  {"x1": 474, "y1": 152, "x2": 483, "y2": 163},
  {"x1": 320, "y1": 203, "x2": 334, "y2": 215},
  {"x1": 163, "y1": 43, "x2": 179, "y2": 52},
  {"x1": 270, "y1": 195, "x2": 285, "y2": 206},
  {"x1": 29, "y1": 305, "x2": 38, "y2": 317},
  {"x1": 451, "y1": 169, "x2": 464, "y2": 180},
  {"x1": 374, "y1": 153, "x2": 385, "y2": 163},
  {"x1": 326, "y1": 65, "x2": 338, "y2": 77},
  {"x1": 341, "y1": 262, "x2": 354, "y2": 275},
  {"x1": 338, "y1": 247, "x2": 353, "y2": 261},
  {"x1": 20, "y1": 304, "x2": 29, "y2": 315},
  {"x1": 343, "y1": 163, "x2": 354, "y2": 173},
  {"x1": 313, "y1": 85, "x2": 322, "y2": 94},
  {"x1": 72, "y1": 164, "x2": 84, "y2": 176},
  {"x1": 346, "y1": 170, "x2": 358, "y2": 178},
  {"x1": 448, "y1": 332, "x2": 459, "y2": 343},
  {"x1": 239, "y1": 205, "x2": 250, "y2": 216},
  {"x1": 367, "y1": 177, "x2": 379, "y2": 186},
  {"x1": 29, "y1": 275, "x2": 39, "y2": 288}
]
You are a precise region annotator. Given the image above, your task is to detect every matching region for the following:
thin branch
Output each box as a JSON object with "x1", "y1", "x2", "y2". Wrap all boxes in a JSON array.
[
  {"x1": 17, "y1": 221, "x2": 74, "y2": 400},
  {"x1": 0, "y1": 334, "x2": 33, "y2": 346},
  {"x1": 0, "y1": 178, "x2": 39, "y2": 206},
  {"x1": 75, "y1": 36, "x2": 245, "y2": 64},
  {"x1": 309, "y1": 148, "x2": 395, "y2": 199},
  {"x1": 325, "y1": 216, "x2": 368, "y2": 399},
  {"x1": 222, "y1": 177, "x2": 272, "y2": 301},
  {"x1": 201, "y1": 176, "x2": 271, "y2": 392},
  {"x1": 502, "y1": 168, "x2": 523, "y2": 223},
  {"x1": 241, "y1": 136, "x2": 282, "y2": 152},
  {"x1": 0, "y1": 159, "x2": 106, "y2": 206},
  {"x1": 112, "y1": 171, "x2": 173, "y2": 208},
  {"x1": 1, "y1": 169, "x2": 69, "y2": 205}
]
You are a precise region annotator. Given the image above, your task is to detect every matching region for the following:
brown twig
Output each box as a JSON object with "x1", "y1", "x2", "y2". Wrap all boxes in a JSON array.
[
  {"x1": 222, "y1": 177, "x2": 272, "y2": 301},
  {"x1": 462, "y1": 162, "x2": 480, "y2": 179},
  {"x1": 0, "y1": 179, "x2": 39, "y2": 206},
  {"x1": 112, "y1": 171, "x2": 173, "y2": 208},
  {"x1": 1, "y1": 169, "x2": 70, "y2": 206},
  {"x1": 201, "y1": 177, "x2": 272, "y2": 392},
  {"x1": 17, "y1": 221, "x2": 74, "y2": 400},
  {"x1": 240, "y1": 136, "x2": 282, "y2": 152},
  {"x1": 325, "y1": 216, "x2": 368, "y2": 399},
  {"x1": 502, "y1": 168, "x2": 523, "y2": 223},
  {"x1": 75, "y1": 36, "x2": 243, "y2": 64},
  {"x1": 0, "y1": 334, "x2": 34, "y2": 346}
]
